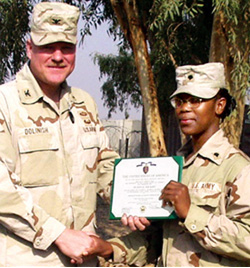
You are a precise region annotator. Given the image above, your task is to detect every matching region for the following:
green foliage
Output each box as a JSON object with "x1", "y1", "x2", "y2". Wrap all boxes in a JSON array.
[
  {"x1": 150, "y1": 0, "x2": 204, "y2": 31},
  {"x1": 148, "y1": 0, "x2": 213, "y2": 114},
  {"x1": 213, "y1": 0, "x2": 250, "y2": 96},
  {"x1": 149, "y1": 0, "x2": 212, "y2": 65},
  {"x1": 85, "y1": 0, "x2": 214, "y2": 117},
  {"x1": 77, "y1": 0, "x2": 124, "y2": 46},
  {"x1": 0, "y1": 0, "x2": 32, "y2": 83},
  {"x1": 1, "y1": 0, "x2": 248, "y2": 121},
  {"x1": 93, "y1": 48, "x2": 141, "y2": 118}
]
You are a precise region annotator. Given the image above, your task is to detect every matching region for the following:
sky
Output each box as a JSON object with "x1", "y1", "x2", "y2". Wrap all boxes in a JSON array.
[{"x1": 67, "y1": 22, "x2": 142, "y2": 120}]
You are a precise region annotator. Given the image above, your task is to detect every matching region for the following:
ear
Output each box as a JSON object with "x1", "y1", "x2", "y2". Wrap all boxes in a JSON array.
[
  {"x1": 26, "y1": 39, "x2": 32, "y2": 60},
  {"x1": 215, "y1": 97, "x2": 227, "y2": 116}
]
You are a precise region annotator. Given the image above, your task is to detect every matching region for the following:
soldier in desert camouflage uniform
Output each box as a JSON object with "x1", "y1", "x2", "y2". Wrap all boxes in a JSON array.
[
  {"x1": 83, "y1": 63, "x2": 250, "y2": 267},
  {"x1": 0, "y1": 2, "x2": 118, "y2": 266}
]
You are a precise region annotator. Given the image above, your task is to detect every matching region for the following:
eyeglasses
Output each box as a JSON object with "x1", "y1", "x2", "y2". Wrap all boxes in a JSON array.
[{"x1": 170, "y1": 96, "x2": 204, "y2": 109}]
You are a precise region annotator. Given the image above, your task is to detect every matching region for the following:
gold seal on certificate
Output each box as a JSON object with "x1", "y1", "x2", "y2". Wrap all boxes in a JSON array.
[{"x1": 110, "y1": 156, "x2": 183, "y2": 220}]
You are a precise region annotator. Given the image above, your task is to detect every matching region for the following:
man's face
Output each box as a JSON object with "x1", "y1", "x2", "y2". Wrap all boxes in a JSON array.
[{"x1": 26, "y1": 40, "x2": 76, "y2": 90}]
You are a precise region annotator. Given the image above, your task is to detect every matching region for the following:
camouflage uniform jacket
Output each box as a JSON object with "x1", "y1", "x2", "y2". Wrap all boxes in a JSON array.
[
  {"x1": 0, "y1": 63, "x2": 119, "y2": 266},
  {"x1": 109, "y1": 129, "x2": 250, "y2": 267}
]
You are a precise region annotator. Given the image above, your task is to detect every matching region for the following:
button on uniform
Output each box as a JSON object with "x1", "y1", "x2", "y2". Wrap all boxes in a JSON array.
[{"x1": 191, "y1": 224, "x2": 197, "y2": 231}]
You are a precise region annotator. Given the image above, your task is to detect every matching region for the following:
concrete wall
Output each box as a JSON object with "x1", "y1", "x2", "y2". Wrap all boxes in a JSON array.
[{"x1": 102, "y1": 119, "x2": 142, "y2": 158}]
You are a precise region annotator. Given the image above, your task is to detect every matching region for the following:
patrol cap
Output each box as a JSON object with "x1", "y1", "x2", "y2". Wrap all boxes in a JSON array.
[
  {"x1": 30, "y1": 2, "x2": 80, "y2": 46},
  {"x1": 170, "y1": 62, "x2": 226, "y2": 99}
]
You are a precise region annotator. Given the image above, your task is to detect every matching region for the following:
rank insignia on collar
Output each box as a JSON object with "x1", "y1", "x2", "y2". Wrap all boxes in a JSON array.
[{"x1": 24, "y1": 89, "x2": 31, "y2": 97}]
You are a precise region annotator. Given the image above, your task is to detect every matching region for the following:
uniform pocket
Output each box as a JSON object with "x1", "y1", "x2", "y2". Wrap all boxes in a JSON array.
[
  {"x1": 80, "y1": 133, "x2": 100, "y2": 150},
  {"x1": 80, "y1": 133, "x2": 100, "y2": 170},
  {"x1": 18, "y1": 133, "x2": 60, "y2": 187}
]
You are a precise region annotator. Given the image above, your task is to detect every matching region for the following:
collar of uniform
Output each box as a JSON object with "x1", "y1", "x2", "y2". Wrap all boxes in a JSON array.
[
  {"x1": 17, "y1": 63, "x2": 85, "y2": 108},
  {"x1": 17, "y1": 62, "x2": 44, "y2": 104},
  {"x1": 59, "y1": 82, "x2": 74, "y2": 112},
  {"x1": 198, "y1": 129, "x2": 231, "y2": 165},
  {"x1": 178, "y1": 129, "x2": 232, "y2": 166},
  {"x1": 59, "y1": 83, "x2": 86, "y2": 114},
  {"x1": 67, "y1": 86, "x2": 86, "y2": 105}
]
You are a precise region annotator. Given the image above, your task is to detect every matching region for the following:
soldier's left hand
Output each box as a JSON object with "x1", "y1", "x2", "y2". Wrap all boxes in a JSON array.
[
  {"x1": 121, "y1": 213, "x2": 151, "y2": 231},
  {"x1": 159, "y1": 180, "x2": 191, "y2": 219}
]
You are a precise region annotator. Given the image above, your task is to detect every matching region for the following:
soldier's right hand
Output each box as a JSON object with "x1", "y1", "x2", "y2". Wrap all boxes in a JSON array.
[
  {"x1": 54, "y1": 228, "x2": 95, "y2": 264},
  {"x1": 121, "y1": 213, "x2": 151, "y2": 231}
]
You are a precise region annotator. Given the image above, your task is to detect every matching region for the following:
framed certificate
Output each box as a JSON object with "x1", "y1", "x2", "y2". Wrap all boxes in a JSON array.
[{"x1": 110, "y1": 156, "x2": 183, "y2": 220}]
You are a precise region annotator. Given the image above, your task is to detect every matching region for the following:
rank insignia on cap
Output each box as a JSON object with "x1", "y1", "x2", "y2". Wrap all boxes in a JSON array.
[
  {"x1": 30, "y1": 2, "x2": 80, "y2": 46},
  {"x1": 51, "y1": 18, "x2": 62, "y2": 25}
]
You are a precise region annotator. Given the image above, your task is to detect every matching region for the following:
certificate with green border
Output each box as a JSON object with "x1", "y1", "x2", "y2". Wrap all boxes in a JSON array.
[{"x1": 110, "y1": 156, "x2": 183, "y2": 220}]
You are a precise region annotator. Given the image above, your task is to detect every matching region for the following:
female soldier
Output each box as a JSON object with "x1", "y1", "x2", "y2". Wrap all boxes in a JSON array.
[{"x1": 83, "y1": 63, "x2": 250, "y2": 267}]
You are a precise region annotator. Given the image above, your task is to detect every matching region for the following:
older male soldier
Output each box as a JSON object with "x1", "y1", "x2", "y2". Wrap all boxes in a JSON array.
[{"x1": 0, "y1": 2, "x2": 118, "y2": 266}]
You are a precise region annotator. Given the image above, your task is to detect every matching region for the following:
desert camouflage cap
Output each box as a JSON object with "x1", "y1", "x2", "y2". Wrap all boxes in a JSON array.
[
  {"x1": 30, "y1": 2, "x2": 80, "y2": 46},
  {"x1": 170, "y1": 62, "x2": 227, "y2": 99}
]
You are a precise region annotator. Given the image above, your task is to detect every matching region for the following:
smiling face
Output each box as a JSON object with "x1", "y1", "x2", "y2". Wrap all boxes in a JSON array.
[
  {"x1": 175, "y1": 93, "x2": 226, "y2": 144},
  {"x1": 26, "y1": 40, "x2": 76, "y2": 93}
]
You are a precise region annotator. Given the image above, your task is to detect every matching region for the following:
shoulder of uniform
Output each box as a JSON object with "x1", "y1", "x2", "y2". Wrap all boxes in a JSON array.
[
  {"x1": 0, "y1": 80, "x2": 17, "y2": 102},
  {"x1": 70, "y1": 86, "x2": 96, "y2": 104},
  {"x1": 69, "y1": 86, "x2": 99, "y2": 116},
  {"x1": 228, "y1": 147, "x2": 250, "y2": 162},
  {"x1": 238, "y1": 149, "x2": 250, "y2": 161},
  {"x1": 223, "y1": 149, "x2": 250, "y2": 179},
  {"x1": 0, "y1": 80, "x2": 16, "y2": 92}
]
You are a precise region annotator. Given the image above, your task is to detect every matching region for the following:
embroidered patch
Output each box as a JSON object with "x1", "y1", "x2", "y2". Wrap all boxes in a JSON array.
[{"x1": 188, "y1": 182, "x2": 221, "y2": 198}]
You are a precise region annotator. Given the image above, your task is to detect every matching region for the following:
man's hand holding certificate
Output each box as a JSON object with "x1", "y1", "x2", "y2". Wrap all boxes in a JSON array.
[{"x1": 110, "y1": 156, "x2": 183, "y2": 220}]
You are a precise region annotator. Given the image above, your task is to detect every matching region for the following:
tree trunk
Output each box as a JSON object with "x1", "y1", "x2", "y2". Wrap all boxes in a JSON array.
[
  {"x1": 110, "y1": 0, "x2": 167, "y2": 156},
  {"x1": 209, "y1": 11, "x2": 247, "y2": 147}
]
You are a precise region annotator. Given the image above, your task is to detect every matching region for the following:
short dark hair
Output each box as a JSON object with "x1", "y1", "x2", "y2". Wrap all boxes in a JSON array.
[{"x1": 216, "y1": 88, "x2": 236, "y2": 120}]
